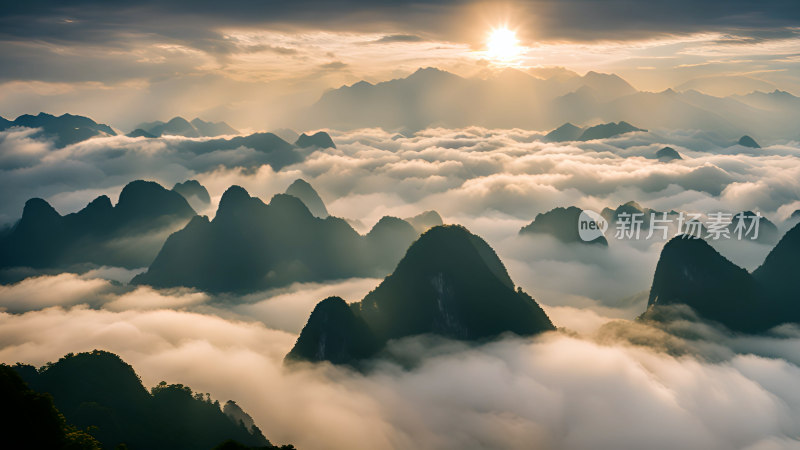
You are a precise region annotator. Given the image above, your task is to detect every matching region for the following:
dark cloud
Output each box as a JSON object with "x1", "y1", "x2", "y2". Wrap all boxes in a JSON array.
[
  {"x1": 372, "y1": 34, "x2": 426, "y2": 44},
  {"x1": 1, "y1": 0, "x2": 798, "y2": 48}
]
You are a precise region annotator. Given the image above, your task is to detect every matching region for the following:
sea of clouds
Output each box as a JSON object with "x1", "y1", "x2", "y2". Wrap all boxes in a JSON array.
[{"x1": 2, "y1": 126, "x2": 800, "y2": 448}]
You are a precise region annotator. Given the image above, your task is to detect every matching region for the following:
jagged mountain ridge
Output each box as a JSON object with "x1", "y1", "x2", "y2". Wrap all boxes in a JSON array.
[
  {"x1": 132, "y1": 184, "x2": 425, "y2": 293},
  {"x1": 305, "y1": 67, "x2": 799, "y2": 140},
  {"x1": 0, "y1": 180, "x2": 196, "y2": 271},
  {"x1": 0, "y1": 112, "x2": 116, "y2": 147},
  {"x1": 133, "y1": 116, "x2": 238, "y2": 138}
]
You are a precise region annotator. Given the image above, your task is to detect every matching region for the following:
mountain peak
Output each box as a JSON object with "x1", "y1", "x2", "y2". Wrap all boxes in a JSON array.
[
  {"x1": 285, "y1": 297, "x2": 380, "y2": 364},
  {"x1": 115, "y1": 180, "x2": 195, "y2": 223},
  {"x1": 267, "y1": 193, "x2": 315, "y2": 219},
  {"x1": 544, "y1": 122, "x2": 583, "y2": 142},
  {"x1": 656, "y1": 146, "x2": 682, "y2": 161},
  {"x1": 166, "y1": 116, "x2": 191, "y2": 126},
  {"x1": 217, "y1": 185, "x2": 252, "y2": 214},
  {"x1": 172, "y1": 179, "x2": 211, "y2": 205},
  {"x1": 85, "y1": 195, "x2": 113, "y2": 212},
  {"x1": 295, "y1": 131, "x2": 336, "y2": 149},
  {"x1": 520, "y1": 206, "x2": 608, "y2": 245},
  {"x1": 404, "y1": 210, "x2": 444, "y2": 233},
  {"x1": 288, "y1": 225, "x2": 555, "y2": 364},
  {"x1": 21, "y1": 198, "x2": 60, "y2": 222},
  {"x1": 285, "y1": 179, "x2": 328, "y2": 218},
  {"x1": 578, "y1": 121, "x2": 645, "y2": 141},
  {"x1": 738, "y1": 135, "x2": 760, "y2": 148},
  {"x1": 645, "y1": 235, "x2": 760, "y2": 332},
  {"x1": 189, "y1": 117, "x2": 238, "y2": 136},
  {"x1": 8, "y1": 112, "x2": 116, "y2": 147}
]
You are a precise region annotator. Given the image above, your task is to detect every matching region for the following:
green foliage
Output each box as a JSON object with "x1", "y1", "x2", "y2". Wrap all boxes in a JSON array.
[
  {"x1": 14, "y1": 350, "x2": 283, "y2": 450},
  {"x1": 0, "y1": 363, "x2": 101, "y2": 450}
]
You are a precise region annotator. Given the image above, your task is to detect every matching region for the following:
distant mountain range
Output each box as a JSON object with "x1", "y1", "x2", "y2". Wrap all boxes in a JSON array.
[
  {"x1": 304, "y1": 67, "x2": 800, "y2": 140},
  {"x1": 643, "y1": 221, "x2": 800, "y2": 333},
  {"x1": 520, "y1": 206, "x2": 608, "y2": 245},
  {"x1": 0, "y1": 112, "x2": 116, "y2": 147},
  {"x1": 544, "y1": 121, "x2": 645, "y2": 142},
  {"x1": 132, "y1": 181, "x2": 440, "y2": 293},
  {"x1": 286, "y1": 225, "x2": 555, "y2": 365},
  {"x1": 131, "y1": 117, "x2": 239, "y2": 138},
  {"x1": 6, "y1": 350, "x2": 288, "y2": 450},
  {"x1": 520, "y1": 201, "x2": 783, "y2": 247},
  {"x1": 0, "y1": 180, "x2": 196, "y2": 272},
  {"x1": 0, "y1": 177, "x2": 444, "y2": 287}
]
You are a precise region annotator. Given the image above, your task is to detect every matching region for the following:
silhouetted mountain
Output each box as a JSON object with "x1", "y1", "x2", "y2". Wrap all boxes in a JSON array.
[
  {"x1": 286, "y1": 297, "x2": 381, "y2": 364},
  {"x1": 285, "y1": 179, "x2": 328, "y2": 218},
  {"x1": 0, "y1": 112, "x2": 116, "y2": 147},
  {"x1": 173, "y1": 132, "x2": 301, "y2": 171},
  {"x1": 656, "y1": 146, "x2": 682, "y2": 161},
  {"x1": 0, "y1": 364, "x2": 101, "y2": 449},
  {"x1": 223, "y1": 401, "x2": 256, "y2": 431},
  {"x1": 135, "y1": 117, "x2": 238, "y2": 138},
  {"x1": 601, "y1": 201, "x2": 670, "y2": 232},
  {"x1": 191, "y1": 118, "x2": 239, "y2": 136},
  {"x1": 132, "y1": 185, "x2": 421, "y2": 293},
  {"x1": 644, "y1": 236, "x2": 762, "y2": 332},
  {"x1": 13, "y1": 350, "x2": 278, "y2": 450},
  {"x1": 127, "y1": 128, "x2": 157, "y2": 138},
  {"x1": 791, "y1": 210, "x2": 800, "y2": 221},
  {"x1": 738, "y1": 135, "x2": 761, "y2": 148},
  {"x1": 578, "y1": 121, "x2": 645, "y2": 140},
  {"x1": 727, "y1": 211, "x2": 779, "y2": 244},
  {"x1": 753, "y1": 222, "x2": 800, "y2": 313},
  {"x1": 544, "y1": 123, "x2": 583, "y2": 142},
  {"x1": 141, "y1": 116, "x2": 200, "y2": 137},
  {"x1": 295, "y1": 131, "x2": 336, "y2": 149},
  {"x1": 365, "y1": 216, "x2": 419, "y2": 270},
  {"x1": 520, "y1": 206, "x2": 608, "y2": 245},
  {"x1": 172, "y1": 179, "x2": 211, "y2": 210},
  {"x1": 644, "y1": 222, "x2": 800, "y2": 333},
  {"x1": 403, "y1": 210, "x2": 443, "y2": 233},
  {"x1": 0, "y1": 180, "x2": 196, "y2": 271},
  {"x1": 288, "y1": 225, "x2": 555, "y2": 364}
]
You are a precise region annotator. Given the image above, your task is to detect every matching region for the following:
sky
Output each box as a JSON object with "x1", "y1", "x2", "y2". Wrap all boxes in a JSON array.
[
  {"x1": 1, "y1": 0, "x2": 799, "y2": 130},
  {"x1": 3, "y1": 4, "x2": 800, "y2": 446}
]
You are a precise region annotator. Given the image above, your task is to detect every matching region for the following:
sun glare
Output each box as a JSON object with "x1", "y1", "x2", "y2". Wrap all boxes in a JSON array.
[{"x1": 486, "y1": 26, "x2": 521, "y2": 63}]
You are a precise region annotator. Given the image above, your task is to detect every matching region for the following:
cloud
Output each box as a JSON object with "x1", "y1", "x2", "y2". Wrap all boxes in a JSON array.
[
  {"x1": 2, "y1": 126, "x2": 798, "y2": 308},
  {"x1": 371, "y1": 34, "x2": 425, "y2": 44},
  {"x1": 4, "y1": 290, "x2": 800, "y2": 449}
]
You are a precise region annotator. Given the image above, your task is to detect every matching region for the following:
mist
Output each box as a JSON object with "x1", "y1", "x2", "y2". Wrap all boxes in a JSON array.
[{"x1": 3, "y1": 274, "x2": 800, "y2": 449}]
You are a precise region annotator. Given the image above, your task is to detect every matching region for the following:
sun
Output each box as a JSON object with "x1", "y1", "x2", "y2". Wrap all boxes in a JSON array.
[{"x1": 486, "y1": 27, "x2": 521, "y2": 63}]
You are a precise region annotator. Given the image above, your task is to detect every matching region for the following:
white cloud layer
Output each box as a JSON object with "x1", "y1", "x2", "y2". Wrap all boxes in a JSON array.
[{"x1": 2, "y1": 276, "x2": 800, "y2": 449}]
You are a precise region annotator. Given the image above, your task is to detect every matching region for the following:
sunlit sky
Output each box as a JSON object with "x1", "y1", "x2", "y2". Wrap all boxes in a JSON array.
[{"x1": 0, "y1": 0, "x2": 798, "y2": 129}]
